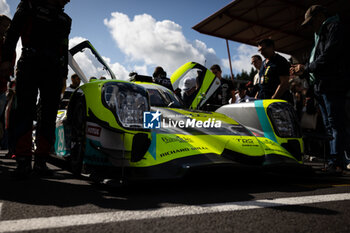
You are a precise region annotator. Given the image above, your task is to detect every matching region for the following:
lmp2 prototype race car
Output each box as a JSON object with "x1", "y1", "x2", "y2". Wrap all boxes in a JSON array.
[{"x1": 53, "y1": 40, "x2": 304, "y2": 181}]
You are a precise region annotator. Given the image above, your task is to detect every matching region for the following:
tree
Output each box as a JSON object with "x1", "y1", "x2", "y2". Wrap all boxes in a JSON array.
[{"x1": 234, "y1": 68, "x2": 256, "y2": 82}]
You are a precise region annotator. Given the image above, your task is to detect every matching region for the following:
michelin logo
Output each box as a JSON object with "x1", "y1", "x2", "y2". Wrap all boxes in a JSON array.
[{"x1": 143, "y1": 111, "x2": 161, "y2": 129}]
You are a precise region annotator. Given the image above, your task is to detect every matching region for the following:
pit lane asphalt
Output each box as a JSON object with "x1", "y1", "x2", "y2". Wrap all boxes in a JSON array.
[{"x1": 0, "y1": 151, "x2": 350, "y2": 233}]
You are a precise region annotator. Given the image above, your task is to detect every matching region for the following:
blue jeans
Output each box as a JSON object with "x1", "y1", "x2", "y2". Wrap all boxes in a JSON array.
[{"x1": 316, "y1": 93, "x2": 347, "y2": 166}]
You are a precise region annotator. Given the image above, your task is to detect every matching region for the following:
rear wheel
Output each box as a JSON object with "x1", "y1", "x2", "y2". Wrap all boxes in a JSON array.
[{"x1": 68, "y1": 95, "x2": 86, "y2": 176}]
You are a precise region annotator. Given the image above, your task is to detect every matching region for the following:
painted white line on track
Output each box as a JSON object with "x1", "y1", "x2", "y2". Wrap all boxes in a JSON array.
[{"x1": 0, "y1": 193, "x2": 350, "y2": 232}]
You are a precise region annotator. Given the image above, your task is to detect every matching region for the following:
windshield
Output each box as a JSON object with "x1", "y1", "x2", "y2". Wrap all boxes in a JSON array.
[{"x1": 140, "y1": 84, "x2": 183, "y2": 108}]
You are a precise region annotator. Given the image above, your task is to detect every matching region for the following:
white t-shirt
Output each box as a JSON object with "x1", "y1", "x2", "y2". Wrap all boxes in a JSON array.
[{"x1": 234, "y1": 93, "x2": 255, "y2": 103}]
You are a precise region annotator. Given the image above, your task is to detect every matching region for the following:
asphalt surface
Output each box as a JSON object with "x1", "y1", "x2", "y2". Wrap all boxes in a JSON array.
[{"x1": 1, "y1": 151, "x2": 350, "y2": 233}]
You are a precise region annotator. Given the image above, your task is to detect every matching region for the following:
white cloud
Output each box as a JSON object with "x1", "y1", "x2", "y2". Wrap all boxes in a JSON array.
[
  {"x1": 104, "y1": 12, "x2": 221, "y2": 75},
  {"x1": 0, "y1": 0, "x2": 10, "y2": 17},
  {"x1": 0, "y1": 0, "x2": 22, "y2": 70},
  {"x1": 69, "y1": 37, "x2": 86, "y2": 48},
  {"x1": 102, "y1": 55, "x2": 130, "y2": 80},
  {"x1": 68, "y1": 37, "x2": 131, "y2": 82},
  {"x1": 132, "y1": 64, "x2": 148, "y2": 76},
  {"x1": 222, "y1": 44, "x2": 258, "y2": 74},
  {"x1": 194, "y1": 39, "x2": 220, "y2": 67}
]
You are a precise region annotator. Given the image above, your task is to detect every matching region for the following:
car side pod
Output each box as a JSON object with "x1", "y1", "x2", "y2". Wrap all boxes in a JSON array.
[{"x1": 216, "y1": 99, "x2": 304, "y2": 165}]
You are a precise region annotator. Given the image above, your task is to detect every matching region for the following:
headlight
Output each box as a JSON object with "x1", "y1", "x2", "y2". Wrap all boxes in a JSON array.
[
  {"x1": 267, "y1": 102, "x2": 301, "y2": 138},
  {"x1": 103, "y1": 82, "x2": 149, "y2": 128}
]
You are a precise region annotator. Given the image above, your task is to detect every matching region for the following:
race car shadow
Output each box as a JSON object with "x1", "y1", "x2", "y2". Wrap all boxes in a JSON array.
[
  {"x1": 268, "y1": 205, "x2": 338, "y2": 215},
  {"x1": 0, "y1": 157, "x2": 347, "y2": 215}
]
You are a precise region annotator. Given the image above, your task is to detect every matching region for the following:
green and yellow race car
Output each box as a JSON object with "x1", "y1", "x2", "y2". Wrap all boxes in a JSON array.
[{"x1": 53, "y1": 41, "x2": 304, "y2": 181}]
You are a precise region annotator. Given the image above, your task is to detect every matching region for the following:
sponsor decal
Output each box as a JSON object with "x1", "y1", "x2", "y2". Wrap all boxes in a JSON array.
[
  {"x1": 162, "y1": 118, "x2": 221, "y2": 128},
  {"x1": 161, "y1": 136, "x2": 193, "y2": 144},
  {"x1": 143, "y1": 111, "x2": 221, "y2": 129},
  {"x1": 159, "y1": 146, "x2": 209, "y2": 158},
  {"x1": 87, "y1": 125, "x2": 102, "y2": 137},
  {"x1": 160, "y1": 148, "x2": 190, "y2": 157},
  {"x1": 260, "y1": 138, "x2": 277, "y2": 146},
  {"x1": 236, "y1": 138, "x2": 259, "y2": 147},
  {"x1": 237, "y1": 139, "x2": 253, "y2": 143},
  {"x1": 143, "y1": 111, "x2": 161, "y2": 129},
  {"x1": 55, "y1": 126, "x2": 66, "y2": 156}
]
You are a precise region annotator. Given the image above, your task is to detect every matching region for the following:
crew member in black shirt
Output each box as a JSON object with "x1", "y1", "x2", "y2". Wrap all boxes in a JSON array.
[
  {"x1": 256, "y1": 39, "x2": 291, "y2": 103},
  {"x1": 206, "y1": 64, "x2": 235, "y2": 110},
  {"x1": 0, "y1": 0, "x2": 71, "y2": 177}
]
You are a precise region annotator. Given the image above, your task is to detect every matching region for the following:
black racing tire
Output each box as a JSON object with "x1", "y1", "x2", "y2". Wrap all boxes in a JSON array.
[{"x1": 68, "y1": 95, "x2": 86, "y2": 176}]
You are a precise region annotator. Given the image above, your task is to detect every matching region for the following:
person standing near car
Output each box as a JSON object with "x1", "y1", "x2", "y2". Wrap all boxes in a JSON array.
[
  {"x1": 256, "y1": 39, "x2": 292, "y2": 103},
  {"x1": 66, "y1": 73, "x2": 81, "y2": 91},
  {"x1": 0, "y1": 15, "x2": 12, "y2": 118},
  {"x1": 0, "y1": 0, "x2": 71, "y2": 178},
  {"x1": 152, "y1": 66, "x2": 173, "y2": 91},
  {"x1": 181, "y1": 77, "x2": 197, "y2": 108},
  {"x1": 207, "y1": 64, "x2": 235, "y2": 110},
  {"x1": 62, "y1": 73, "x2": 80, "y2": 99},
  {"x1": 250, "y1": 54, "x2": 262, "y2": 98},
  {"x1": 0, "y1": 15, "x2": 14, "y2": 151},
  {"x1": 291, "y1": 5, "x2": 349, "y2": 173},
  {"x1": 60, "y1": 73, "x2": 80, "y2": 109}
]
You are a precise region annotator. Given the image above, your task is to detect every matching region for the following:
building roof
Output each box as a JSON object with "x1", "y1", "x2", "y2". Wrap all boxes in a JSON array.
[{"x1": 193, "y1": 0, "x2": 350, "y2": 61}]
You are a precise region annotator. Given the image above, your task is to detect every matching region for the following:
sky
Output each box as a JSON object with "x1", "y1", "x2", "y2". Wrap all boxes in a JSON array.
[{"x1": 0, "y1": 0, "x2": 263, "y2": 81}]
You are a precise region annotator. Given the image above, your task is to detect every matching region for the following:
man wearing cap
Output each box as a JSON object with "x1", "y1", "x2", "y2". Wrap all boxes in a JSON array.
[
  {"x1": 0, "y1": 0, "x2": 71, "y2": 178},
  {"x1": 291, "y1": 5, "x2": 349, "y2": 172}
]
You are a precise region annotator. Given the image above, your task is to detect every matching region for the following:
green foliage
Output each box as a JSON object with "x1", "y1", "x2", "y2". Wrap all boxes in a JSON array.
[
  {"x1": 222, "y1": 68, "x2": 257, "y2": 89},
  {"x1": 223, "y1": 74, "x2": 231, "y2": 80},
  {"x1": 234, "y1": 68, "x2": 256, "y2": 81}
]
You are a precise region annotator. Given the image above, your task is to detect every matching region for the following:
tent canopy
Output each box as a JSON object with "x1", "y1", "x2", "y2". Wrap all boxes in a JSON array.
[{"x1": 193, "y1": 0, "x2": 350, "y2": 62}]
